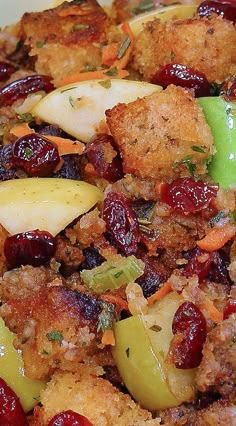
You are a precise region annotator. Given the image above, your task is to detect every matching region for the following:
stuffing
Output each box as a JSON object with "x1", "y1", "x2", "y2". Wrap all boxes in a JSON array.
[
  {"x1": 132, "y1": 16, "x2": 236, "y2": 82},
  {"x1": 106, "y1": 85, "x2": 214, "y2": 181},
  {"x1": 20, "y1": 0, "x2": 112, "y2": 85},
  {"x1": 29, "y1": 369, "x2": 161, "y2": 426},
  {"x1": 196, "y1": 400, "x2": 236, "y2": 426},
  {"x1": 196, "y1": 315, "x2": 236, "y2": 398},
  {"x1": 0, "y1": 266, "x2": 115, "y2": 379}
]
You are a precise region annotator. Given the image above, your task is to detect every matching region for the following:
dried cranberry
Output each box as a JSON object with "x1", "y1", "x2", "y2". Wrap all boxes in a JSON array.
[
  {"x1": 172, "y1": 301, "x2": 207, "y2": 369},
  {"x1": 151, "y1": 63, "x2": 211, "y2": 97},
  {"x1": 4, "y1": 230, "x2": 56, "y2": 269},
  {"x1": 53, "y1": 154, "x2": 81, "y2": 180},
  {"x1": 196, "y1": 391, "x2": 220, "y2": 410},
  {"x1": 208, "y1": 250, "x2": 231, "y2": 287},
  {"x1": 197, "y1": 1, "x2": 236, "y2": 24},
  {"x1": 183, "y1": 247, "x2": 213, "y2": 281},
  {"x1": 0, "y1": 144, "x2": 18, "y2": 181},
  {"x1": 137, "y1": 254, "x2": 164, "y2": 298},
  {"x1": 86, "y1": 134, "x2": 123, "y2": 182},
  {"x1": 160, "y1": 177, "x2": 218, "y2": 214},
  {"x1": 0, "y1": 74, "x2": 54, "y2": 107},
  {"x1": 103, "y1": 191, "x2": 140, "y2": 255},
  {"x1": 12, "y1": 133, "x2": 60, "y2": 177},
  {"x1": 0, "y1": 377, "x2": 27, "y2": 426},
  {"x1": 48, "y1": 410, "x2": 93, "y2": 426},
  {"x1": 0, "y1": 61, "x2": 16, "y2": 82},
  {"x1": 80, "y1": 246, "x2": 105, "y2": 270},
  {"x1": 223, "y1": 299, "x2": 236, "y2": 319}
]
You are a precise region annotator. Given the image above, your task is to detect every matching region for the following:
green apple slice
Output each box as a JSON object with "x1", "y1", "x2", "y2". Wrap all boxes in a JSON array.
[
  {"x1": 128, "y1": 4, "x2": 197, "y2": 37},
  {"x1": 0, "y1": 178, "x2": 102, "y2": 236},
  {"x1": 113, "y1": 292, "x2": 196, "y2": 411},
  {"x1": 0, "y1": 318, "x2": 46, "y2": 412},
  {"x1": 31, "y1": 79, "x2": 161, "y2": 142}
]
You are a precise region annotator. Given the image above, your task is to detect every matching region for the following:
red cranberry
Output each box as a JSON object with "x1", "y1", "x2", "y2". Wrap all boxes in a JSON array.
[
  {"x1": 160, "y1": 177, "x2": 218, "y2": 214},
  {"x1": 172, "y1": 301, "x2": 207, "y2": 369},
  {"x1": 151, "y1": 63, "x2": 210, "y2": 97},
  {"x1": 4, "y1": 230, "x2": 56, "y2": 269},
  {"x1": 136, "y1": 253, "x2": 165, "y2": 298},
  {"x1": 0, "y1": 377, "x2": 27, "y2": 426},
  {"x1": 47, "y1": 410, "x2": 93, "y2": 426},
  {"x1": 0, "y1": 61, "x2": 16, "y2": 82},
  {"x1": 12, "y1": 133, "x2": 60, "y2": 177},
  {"x1": 103, "y1": 191, "x2": 140, "y2": 255},
  {"x1": 223, "y1": 299, "x2": 236, "y2": 319},
  {"x1": 183, "y1": 247, "x2": 213, "y2": 281},
  {"x1": 197, "y1": 1, "x2": 236, "y2": 23},
  {"x1": 0, "y1": 74, "x2": 54, "y2": 107},
  {"x1": 86, "y1": 134, "x2": 123, "y2": 182}
]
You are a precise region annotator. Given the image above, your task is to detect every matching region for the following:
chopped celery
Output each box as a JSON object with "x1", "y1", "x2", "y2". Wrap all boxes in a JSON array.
[{"x1": 81, "y1": 255, "x2": 144, "y2": 293}]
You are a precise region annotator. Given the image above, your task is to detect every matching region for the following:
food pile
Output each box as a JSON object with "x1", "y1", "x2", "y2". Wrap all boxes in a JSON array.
[{"x1": 0, "y1": 0, "x2": 235, "y2": 424}]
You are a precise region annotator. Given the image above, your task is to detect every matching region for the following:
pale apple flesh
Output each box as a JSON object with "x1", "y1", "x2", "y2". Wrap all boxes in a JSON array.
[
  {"x1": 0, "y1": 178, "x2": 102, "y2": 236},
  {"x1": 31, "y1": 79, "x2": 161, "y2": 142}
]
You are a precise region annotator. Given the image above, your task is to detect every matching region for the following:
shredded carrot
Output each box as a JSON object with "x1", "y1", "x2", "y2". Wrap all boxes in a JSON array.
[
  {"x1": 10, "y1": 123, "x2": 32, "y2": 138},
  {"x1": 113, "y1": 22, "x2": 135, "y2": 71},
  {"x1": 148, "y1": 281, "x2": 172, "y2": 306},
  {"x1": 10, "y1": 124, "x2": 84, "y2": 156},
  {"x1": 101, "y1": 294, "x2": 129, "y2": 312},
  {"x1": 58, "y1": 68, "x2": 129, "y2": 87},
  {"x1": 102, "y1": 43, "x2": 120, "y2": 67},
  {"x1": 197, "y1": 222, "x2": 236, "y2": 252},
  {"x1": 199, "y1": 298, "x2": 223, "y2": 323},
  {"x1": 101, "y1": 329, "x2": 115, "y2": 346}
]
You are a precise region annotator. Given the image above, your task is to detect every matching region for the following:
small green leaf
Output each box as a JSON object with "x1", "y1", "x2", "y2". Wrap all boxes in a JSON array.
[
  {"x1": 46, "y1": 331, "x2": 63, "y2": 343},
  {"x1": 191, "y1": 145, "x2": 206, "y2": 153},
  {"x1": 117, "y1": 35, "x2": 131, "y2": 59},
  {"x1": 173, "y1": 155, "x2": 197, "y2": 178},
  {"x1": 23, "y1": 147, "x2": 33, "y2": 159},
  {"x1": 41, "y1": 349, "x2": 50, "y2": 355},
  {"x1": 36, "y1": 41, "x2": 45, "y2": 48},
  {"x1": 132, "y1": 0, "x2": 154, "y2": 14},
  {"x1": 33, "y1": 396, "x2": 40, "y2": 401},
  {"x1": 104, "y1": 66, "x2": 118, "y2": 76},
  {"x1": 98, "y1": 79, "x2": 111, "y2": 89},
  {"x1": 18, "y1": 112, "x2": 33, "y2": 123},
  {"x1": 170, "y1": 51, "x2": 175, "y2": 61},
  {"x1": 79, "y1": 64, "x2": 95, "y2": 73}
]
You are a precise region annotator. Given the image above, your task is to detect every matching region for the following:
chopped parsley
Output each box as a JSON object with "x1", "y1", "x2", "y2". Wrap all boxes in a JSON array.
[
  {"x1": 117, "y1": 35, "x2": 131, "y2": 59},
  {"x1": 98, "y1": 79, "x2": 111, "y2": 89},
  {"x1": 23, "y1": 147, "x2": 33, "y2": 159},
  {"x1": 46, "y1": 331, "x2": 63, "y2": 343},
  {"x1": 70, "y1": 23, "x2": 90, "y2": 32},
  {"x1": 170, "y1": 51, "x2": 175, "y2": 61},
  {"x1": 191, "y1": 145, "x2": 206, "y2": 153},
  {"x1": 173, "y1": 155, "x2": 197, "y2": 177},
  {"x1": 41, "y1": 349, "x2": 50, "y2": 355},
  {"x1": 104, "y1": 66, "x2": 118, "y2": 76},
  {"x1": 18, "y1": 112, "x2": 33, "y2": 123}
]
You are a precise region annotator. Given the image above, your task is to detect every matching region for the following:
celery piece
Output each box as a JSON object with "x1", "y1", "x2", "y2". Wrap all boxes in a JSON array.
[{"x1": 81, "y1": 255, "x2": 144, "y2": 293}]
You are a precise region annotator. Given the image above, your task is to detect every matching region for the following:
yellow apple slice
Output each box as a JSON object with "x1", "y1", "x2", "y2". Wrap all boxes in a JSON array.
[
  {"x1": 128, "y1": 4, "x2": 197, "y2": 37},
  {"x1": 0, "y1": 178, "x2": 102, "y2": 236},
  {"x1": 31, "y1": 79, "x2": 161, "y2": 142},
  {"x1": 113, "y1": 292, "x2": 196, "y2": 411},
  {"x1": 0, "y1": 318, "x2": 46, "y2": 412}
]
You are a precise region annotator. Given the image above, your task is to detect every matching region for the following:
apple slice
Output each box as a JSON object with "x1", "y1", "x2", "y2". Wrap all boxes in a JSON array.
[
  {"x1": 0, "y1": 318, "x2": 46, "y2": 412},
  {"x1": 31, "y1": 79, "x2": 161, "y2": 142},
  {"x1": 128, "y1": 4, "x2": 197, "y2": 37},
  {"x1": 113, "y1": 292, "x2": 196, "y2": 411},
  {"x1": 0, "y1": 178, "x2": 102, "y2": 236}
]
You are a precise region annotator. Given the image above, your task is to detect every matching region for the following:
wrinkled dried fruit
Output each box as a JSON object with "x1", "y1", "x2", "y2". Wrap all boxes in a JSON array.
[
  {"x1": 197, "y1": 0, "x2": 236, "y2": 24},
  {"x1": 0, "y1": 377, "x2": 27, "y2": 426},
  {"x1": 47, "y1": 410, "x2": 93, "y2": 426}
]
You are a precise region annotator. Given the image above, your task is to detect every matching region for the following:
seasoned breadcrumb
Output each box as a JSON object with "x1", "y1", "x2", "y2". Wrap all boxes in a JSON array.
[
  {"x1": 132, "y1": 16, "x2": 236, "y2": 82},
  {"x1": 106, "y1": 85, "x2": 214, "y2": 181},
  {"x1": 29, "y1": 369, "x2": 161, "y2": 426}
]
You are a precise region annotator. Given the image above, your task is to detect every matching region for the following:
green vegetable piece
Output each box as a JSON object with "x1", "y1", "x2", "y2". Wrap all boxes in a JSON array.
[
  {"x1": 81, "y1": 255, "x2": 144, "y2": 293},
  {"x1": 198, "y1": 97, "x2": 236, "y2": 189},
  {"x1": 112, "y1": 293, "x2": 196, "y2": 411}
]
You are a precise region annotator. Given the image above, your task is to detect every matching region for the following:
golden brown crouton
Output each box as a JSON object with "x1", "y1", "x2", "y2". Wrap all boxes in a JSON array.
[
  {"x1": 20, "y1": 0, "x2": 112, "y2": 85},
  {"x1": 30, "y1": 370, "x2": 161, "y2": 426},
  {"x1": 106, "y1": 85, "x2": 214, "y2": 181},
  {"x1": 132, "y1": 16, "x2": 236, "y2": 82},
  {"x1": 0, "y1": 266, "x2": 114, "y2": 379}
]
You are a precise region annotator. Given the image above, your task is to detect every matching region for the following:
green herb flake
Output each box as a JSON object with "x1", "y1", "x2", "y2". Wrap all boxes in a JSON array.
[
  {"x1": 104, "y1": 66, "x2": 118, "y2": 76},
  {"x1": 170, "y1": 51, "x2": 175, "y2": 61},
  {"x1": 191, "y1": 145, "x2": 206, "y2": 153},
  {"x1": 36, "y1": 41, "x2": 45, "y2": 48},
  {"x1": 70, "y1": 23, "x2": 90, "y2": 32},
  {"x1": 98, "y1": 79, "x2": 111, "y2": 89},
  {"x1": 33, "y1": 396, "x2": 40, "y2": 401},
  {"x1": 18, "y1": 112, "x2": 33, "y2": 123},
  {"x1": 97, "y1": 302, "x2": 116, "y2": 333},
  {"x1": 46, "y1": 331, "x2": 63, "y2": 343},
  {"x1": 173, "y1": 155, "x2": 197, "y2": 178},
  {"x1": 149, "y1": 324, "x2": 162, "y2": 332},
  {"x1": 114, "y1": 271, "x2": 123, "y2": 279},
  {"x1": 126, "y1": 347, "x2": 130, "y2": 358},
  {"x1": 23, "y1": 147, "x2": 33, "y2": 159},
  {"x1": 117, "y1": 35, "x2": 131, "y2": 60},
  {"x1": 41, "y1": 349, "x2": 50, "y2": 355},
  {"x1": 69, "y1": 96, "x2": 75, "y2": 108},
  {"x1": 80, "y1": 64, "x2": 95, "y2": 73},
  {"x1": 132, "y1": 0, "x2": 154, "y2": 14},
  {"x1": 230, "y1": 212, "x2": 236, "y2": 225},
  {"x1": 209, "y1": 211, "x2": 225, "y2": 227},
  {"x1": 61, "y1": 86, "x2": 77, "y2": 93}
]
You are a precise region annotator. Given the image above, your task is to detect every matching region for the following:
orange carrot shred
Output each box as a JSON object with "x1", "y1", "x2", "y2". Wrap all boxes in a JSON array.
[
  {"x1": 147, "y1": 281, "x2": 172, "y2": 306},
  {"x1": 101, "y1": 329, "x2": 115, "y2": 346},
  {"x1": 10, "y1": 124, "x2": 84, "y2": 156},
  {"x1": 58, "y1": 69, "x2": 129, "y2": 87},
  {"x1": 197, "y1": 222, "x2": 236, "y2": 252},
  {"x1": 102, "y1": 43, "x2": 120, "y2": 67},
  {"x1": 199, "y1": 298, "x2": 223, "y2": 323}
]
